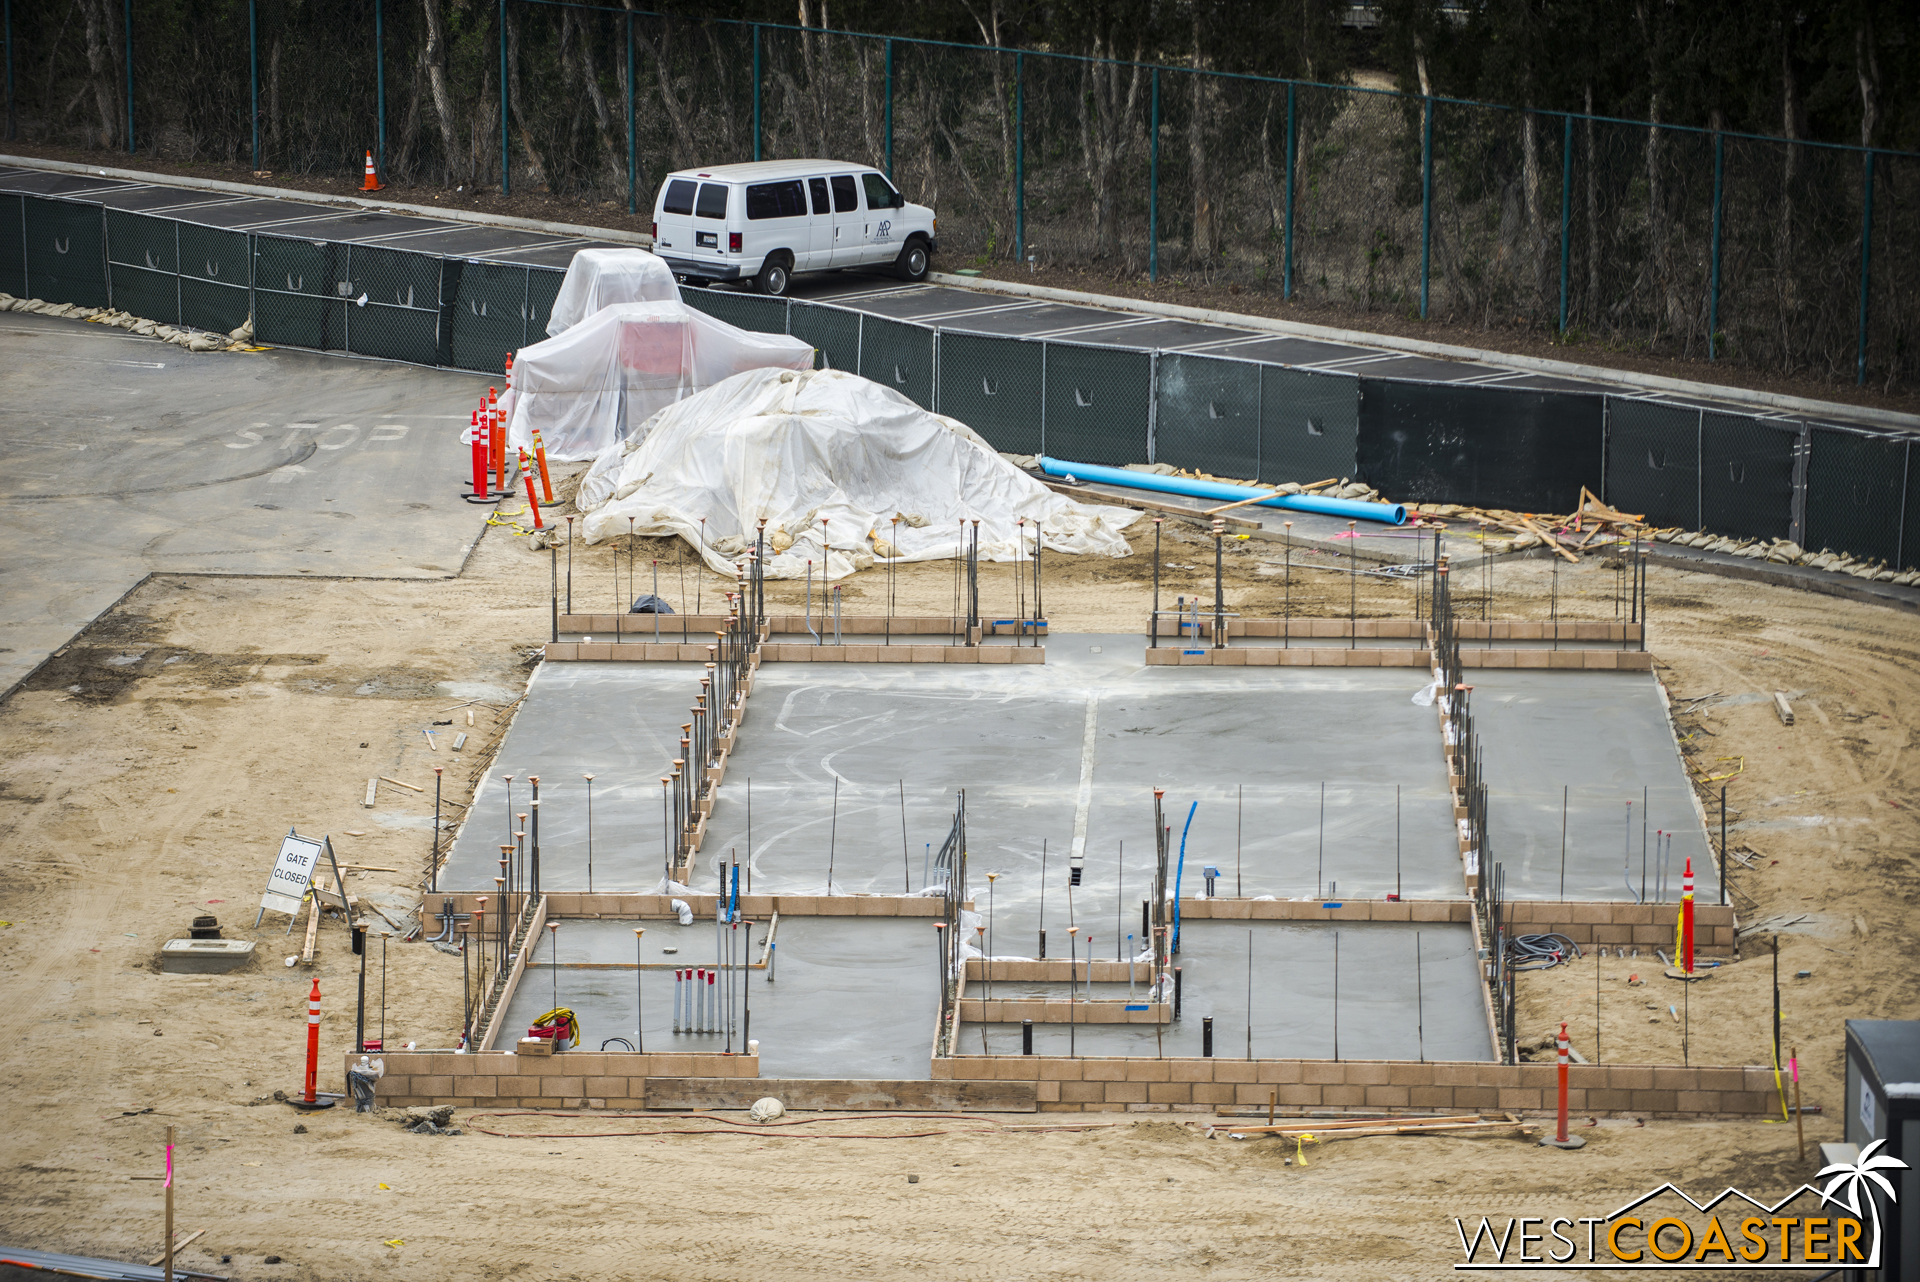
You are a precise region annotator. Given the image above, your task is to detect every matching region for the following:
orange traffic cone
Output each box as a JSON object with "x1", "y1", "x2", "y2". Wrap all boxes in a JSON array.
[{"x1": 361, "y1": 150, "x2": 384, "y2": 192}]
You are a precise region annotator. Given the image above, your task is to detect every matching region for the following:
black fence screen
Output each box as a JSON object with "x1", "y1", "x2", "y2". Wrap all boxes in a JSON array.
[
  {"x1": 1804, "y1": 428, "x2": 1909, "y2": 566},
  {"x1": 1, "y1": 190, "x2": 1916, "y2": 573},
  {"x1": 1358, "y1": 381, "x2": 1604, "y2": 514}
]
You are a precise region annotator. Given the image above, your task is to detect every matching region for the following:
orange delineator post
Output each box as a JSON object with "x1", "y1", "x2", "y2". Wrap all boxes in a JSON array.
[
  {"x1": 489, "y1": 388, "x2": 504, "y2": 494},
  {"x1": 469, "y1": 409, "x2": 487, "y2": 500},
  {"x1": 1555, "y1": 1021, "x2": 1571, "y2": 1143},
  {"x1": 303, "y1": 978, "x2": 323, "y2": 1104},
  {"x1": 1681, "y1": 856, "x2": 1695, "y2": 975},
  {"x1": 532, "y1": 429, "x2": 555, "y2": 503},
  {"x1": 522, "y1": 456, "x2": 545, "y2": 529}
]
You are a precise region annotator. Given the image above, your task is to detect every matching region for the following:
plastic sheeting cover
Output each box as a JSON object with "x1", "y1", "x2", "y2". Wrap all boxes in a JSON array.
[
  {"x1": 545, "y1": 247, "x2": 680, "y2": 337},
  {"x1": 578, "y1": 366, "x2": 1138, "y2": 580},
  {"x1": 505, "y1": 300, "x2": 814, "y2": 461}
]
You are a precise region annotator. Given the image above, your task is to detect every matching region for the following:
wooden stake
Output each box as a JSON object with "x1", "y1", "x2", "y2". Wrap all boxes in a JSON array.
[
  {"x1": 163, "y1": 1125, "x2": 174, "y2": 1282},
  {"x1": 1203, "y1": 487, "x2": 1290, "y2": 516},
  {"x1": 1792, "y1": 1046, "x2": 1805, "y2": 1163},
  {"x1": 149, "y1": 1228, "x2": 202, "y2": 1268},
  {"x1": 380, "y1": 776, "x2": 425, "y2": 792},
  {"x1": 300, "y1": 895, "x2": 321, "y2": 963},
  {"x1": 1268, "y1": 1089, "x2": 1275, "y2": 1127}
]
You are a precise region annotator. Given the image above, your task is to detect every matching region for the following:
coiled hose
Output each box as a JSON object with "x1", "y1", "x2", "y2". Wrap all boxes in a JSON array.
[{"x1": 1505, "y1": 933, "x2": 1582, "y2": 971}]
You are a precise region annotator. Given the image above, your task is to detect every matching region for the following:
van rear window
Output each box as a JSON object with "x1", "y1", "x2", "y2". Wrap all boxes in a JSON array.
[
  {"x1": 661, "y1": 179, "x2": 696, "y2": 216},
  {"x1": 745, "y1": 180, "x2": 807, "y2": 220},
  {"x1": 695, "y1": 183, "x2": 729, "y2": 219}
]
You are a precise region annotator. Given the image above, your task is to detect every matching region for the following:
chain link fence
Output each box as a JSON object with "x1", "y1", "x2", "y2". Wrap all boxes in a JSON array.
[
  {"x1": 7, "y1": 4, "x2": 1913, "y2": 387},
  {"x1": 4, "y1": 188, "x2": 1918, "y2": 573}
]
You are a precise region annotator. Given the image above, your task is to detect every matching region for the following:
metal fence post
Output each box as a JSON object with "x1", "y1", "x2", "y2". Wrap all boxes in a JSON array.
[
  {"x1": 4, "y1": 0, "x2": 13, "y2": 143},
  {"x1": 249, "y1": 0, "x2": 259, "y2": 172},
  {"x1": 1014, "y1": 52, "x2": 1024, "y2": 263},
  {"x1": 1283, "y1": 82, "x2": 1295, "y2": 300},
  {"x1": 1558, "y1": 114, "x2": 1571, "y2": 332},
  {"x1": 123, "y1": 0, "x2": 133, "y2": 152},
  {"x1": 1038, "y1": 340, "x2": 1048, "y2": 458},
  {"x1": 497, "y1": 0, "x2": 511, "y2": 195},
  {"x1": 1419, "y1": 95, "x2": 1433, "y2": 320},
  {"x1": 1789, "y1": 423, "x2": 1810, "y2": 548},
  {"x1": 626, "y1": 13, "x2": 635, "y2": 215},
  {"x1": 751, "y1": 26, "x2": 762, "y2": 163},
  {"x1": 1148, "y1": 68, "x2": 1159, "y2": 283},
  {"x1": 1856, "y1": 150, "x2": 1873, "y2": 386},
  {"x1": 1146, "y1": 352, "x2": 1158, "y2": 464},
  {"x1": 883, "y1": 39, "x2": 894, "y2": 178},
  {"x1": 1696, "y1": 409, "x2": 1704, "y2": 530},
  {"x1": 1708, "y1": 131, "x2": 1723, "y2": 361}
]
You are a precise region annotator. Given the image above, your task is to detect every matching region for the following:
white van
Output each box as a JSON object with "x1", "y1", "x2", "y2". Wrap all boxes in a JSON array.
[{"x1": 649, "y1": 160, "x2": 937, "y2": 296}]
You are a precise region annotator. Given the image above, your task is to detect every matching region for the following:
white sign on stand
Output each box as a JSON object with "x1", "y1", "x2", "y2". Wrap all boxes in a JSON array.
[{"x1": 257, "y1": 829, "x2": 346, "y2": 932}]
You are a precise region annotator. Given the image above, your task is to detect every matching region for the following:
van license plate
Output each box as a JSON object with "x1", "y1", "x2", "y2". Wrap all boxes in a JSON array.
[{"x1": 695, "y1": 231, "x2": 717, "y2": 249}]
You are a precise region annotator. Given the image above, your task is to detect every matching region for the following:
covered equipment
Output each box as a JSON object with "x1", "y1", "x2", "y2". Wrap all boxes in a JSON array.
[
  {"x1": 505, "y1": 300, "x2": 815, "y2": 461},
  {"x1": 577, "y1": 366, "x2": 1137, "y2": 579},
  {"x1": 544, "y1": 247, "x2": 680, "y2": 337}
]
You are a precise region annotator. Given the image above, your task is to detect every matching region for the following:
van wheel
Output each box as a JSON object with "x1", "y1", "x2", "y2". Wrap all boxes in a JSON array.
[
  {"x1": 754, "y1": 254, "x2": 792, "y2": 297},
  {"x1": 894, "y1": 238, "x2": 930, "y2": 282}
]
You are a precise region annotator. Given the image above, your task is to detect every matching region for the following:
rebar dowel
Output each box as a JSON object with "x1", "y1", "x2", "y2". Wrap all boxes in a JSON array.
[{"x1": 1149, "y1": 519, "x2": 1161, "y2": 647}]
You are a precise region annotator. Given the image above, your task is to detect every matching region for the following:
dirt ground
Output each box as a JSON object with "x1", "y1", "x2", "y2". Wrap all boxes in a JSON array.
[
  {"x1": 7, "y1": 137, "x2": 1911, "y2": 416},
  {"x1": 0, "y1": 481, "x2": 1914, "y2": 1279}
]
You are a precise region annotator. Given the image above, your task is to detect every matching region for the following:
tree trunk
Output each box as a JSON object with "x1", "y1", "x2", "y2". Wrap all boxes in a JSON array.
[
  {"x1": 1775, "y1": 17, "x2": 1798, "y2": 365},
  {"x1": 1188, "y1": 11, "x2": 1217, "y2": 264},
  {"x1": 635, "y1": 22, "x2": 696, "y2": 170},
  {"x1": 1077, "y1": 32, "x2": 1146, "y2": 265},
  {"x1": 504, "y1": 5, "x2": 549, "y2": 190},
  {"x1": 1854, "y1": 20, "x2": 1878, "y2": 148},
  {"x1": 963, "y1": 0, "x2": 1014, "y2": 258},
  {"x1": 81, "y1": 0, "x2": 120, "y2": 150},
  {"x1": 420, "y1": 0, "x2": 461, "y2": 185},
  {"x1": 267, "y1": 36, "x2": 282, "y2": 157},
  {"x1": 392, "y1": 47, "x2": 426, "y2": 181},
  {"x1": 562, "y1": 9, "x2": 622, "y2": 189}
]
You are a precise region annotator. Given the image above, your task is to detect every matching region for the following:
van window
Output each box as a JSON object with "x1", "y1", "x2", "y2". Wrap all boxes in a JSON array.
[
  {"x1": 746, "y1": 180, "x2": 807, "y2": 220},
  {"x1": 808, "y1": 178, "x2": 830, "y2": 215},
  {"x1": 695, "y1": 183, "x2": 729, "y2": 219},
  {"x1": 862, "y1": 173, "x2": 899, "y2": 210},
  {"x1": 662, "y1": 179, "x2": 696, "y2": 216},
  {"x1": 830, "y1": 175, "x2": 858, "y2": 213}
]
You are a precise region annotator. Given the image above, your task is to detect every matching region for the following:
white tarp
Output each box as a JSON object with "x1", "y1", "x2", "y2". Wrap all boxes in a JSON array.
[
  {"x1": 544, "y1": 247, "x2": 680, "y2": 337},
  {"x1": 504, "y1": 300, "x2": 815, "y2": 461},
  {"x1": 577, "y1": 366, "x2": 1138, "y2": 579}
]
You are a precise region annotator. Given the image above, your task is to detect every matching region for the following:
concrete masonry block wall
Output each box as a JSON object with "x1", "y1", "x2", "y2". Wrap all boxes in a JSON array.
[
  {"x1": 347, "y1": 1050, "x2": 761, "y2": 1111},
  {"x1": 927, "y1": 1055, "x2": 1779, "y2": 1118},
  {"x1": 1165, "y1": 898, "x2": 1731, "y2": 954},
  {"x1": 1144, "y1": 648, "x2": 1431, "y2": 667},
  {"x1": 554, "y1": 614, "x2": 1040, "y2": 637}
]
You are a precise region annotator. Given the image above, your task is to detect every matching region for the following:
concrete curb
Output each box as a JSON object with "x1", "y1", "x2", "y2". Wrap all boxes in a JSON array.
[
  {"x1": 0, "y1": 154, "x2": 655, "y2": 248},
  {"x1": 927, "y1": 272, "x2": 1920, "y2": 433}
]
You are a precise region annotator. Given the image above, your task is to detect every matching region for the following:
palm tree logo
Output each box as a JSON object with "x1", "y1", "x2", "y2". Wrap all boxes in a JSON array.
[{"x1": 1816, "y1": 1138, "x2": 1909, "y2": 1265}]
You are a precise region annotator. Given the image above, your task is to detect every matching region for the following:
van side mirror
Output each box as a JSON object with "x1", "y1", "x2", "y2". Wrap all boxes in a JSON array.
[{"x1": 893, "y1": 192, "x2": 905, "y2": 209}]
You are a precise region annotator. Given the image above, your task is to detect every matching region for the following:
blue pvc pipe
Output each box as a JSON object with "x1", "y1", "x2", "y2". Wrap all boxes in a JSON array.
[
  {"x1": 1172, "y1": 801, "x2": 1196, "y2": 953},
  {"x1": 1039, "y1": 456, "x2": 1406, "y2": 525}
]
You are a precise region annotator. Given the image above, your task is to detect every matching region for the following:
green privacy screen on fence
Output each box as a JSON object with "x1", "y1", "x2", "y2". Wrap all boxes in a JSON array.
[{"x1": 0, "y1": 189, "x2": 1915, "y2": 572}]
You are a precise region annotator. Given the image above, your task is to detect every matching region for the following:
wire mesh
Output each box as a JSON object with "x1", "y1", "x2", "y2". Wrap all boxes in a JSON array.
[
  {"x1": 1698, "y1": 413, "x2": 1797, "y2": 544},
  {"x1": 680, "y1": 287, "x2": 787, "y2": 335},
  {"x1": 0, "y1": 196, "x2": 25, "y2": 298},
  {"x1": 1259, "y1": 366, "x2": 1359, "y2": 485},
  {"x1": 1603, "y1": 399, "x2": 1701, "y2": 529},
  {"x1": 23, "y1": 198, "x2": 108, "y2": 309},
  {"x1": 855, "y1": 314, "x2": 934, "y2": 411},
  {"x1": 251, "y1": 234, "x2": 346, "y2": 351},
  {"x1": 525, "y1": 268, "x2": 565, "y2": 343},
  {"x1": 445, "y1": 261, "x2": 531, "y2": 373},
  {"x1": 934, "y1": 331, "x2": 1042, "y2": 455},
  {"x1": 788, "y1": 301, "x2": 859, "y2": 372},
  {"x1": 1040, "y1": 341, "x2": 1150, "y2": 465},
  {"x1": 178, "y1": 224, "x2": 252, "y2": 335},
  {"x1": 342, "y1": 244, "x2": 444, "y2": 365},
  {"x1": 105, "y1": 210, "x2": 180, "y2": 325},
  {"x1": 1803, "y1": 428, "x2": 1908, "y2": 568},
  {"x1": 1153, "y1": 352, "x2": 1259, "y2": 480}
]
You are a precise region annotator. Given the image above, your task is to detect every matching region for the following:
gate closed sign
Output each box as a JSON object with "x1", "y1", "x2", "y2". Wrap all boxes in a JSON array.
[{"x1": 261, "y1": 830, "x2": 325, "y2": 918}]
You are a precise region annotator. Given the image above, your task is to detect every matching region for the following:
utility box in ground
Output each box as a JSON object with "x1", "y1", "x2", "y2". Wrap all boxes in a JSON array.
[
  {"x1": 1843, "y1": 1019, "x2": 1919, "y2": 1279},
  {"x1": 161, "y1": 938, "x2": 256, "y2": 974}
]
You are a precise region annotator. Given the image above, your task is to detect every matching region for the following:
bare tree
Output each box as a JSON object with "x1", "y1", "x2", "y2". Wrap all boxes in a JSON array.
[
  {"x1": 420, "y1": 0, "x2": 461, "y2": 183},
  {"x1": 80, "y1": 0, "x2": 121, "y2": 150},
  {"x1": 561, "y1": 8, "x2": 622, "y2": 188},
  {"x1": 1077, "y1": 30, "x2": 1148, "y2": 263},
  {"x1": 962, "y1": 0, "x2": 1017, "y2": 258}
]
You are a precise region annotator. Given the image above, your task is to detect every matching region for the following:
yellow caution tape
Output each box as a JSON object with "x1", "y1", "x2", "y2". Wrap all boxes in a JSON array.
[{"x1": 383, "y1": 1239, "x2": 404, "y2": 1248}]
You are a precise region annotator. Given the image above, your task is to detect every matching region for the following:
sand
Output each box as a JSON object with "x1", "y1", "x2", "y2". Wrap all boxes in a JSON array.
[{"x1": 0, "y1": 479, "x2": 1913, "y2": 1279}]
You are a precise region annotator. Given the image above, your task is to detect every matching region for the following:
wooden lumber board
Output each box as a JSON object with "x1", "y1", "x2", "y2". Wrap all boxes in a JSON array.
[
  {"x1": 1037, "y1": 479, "x2": 1263, "y2": 529},
  {"x1": 641, "y1": 1078, "x2": 1038, "y2": 1112},
  {"x1": 300, "y1": 895, "x2": 320, "y2": 963}
]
